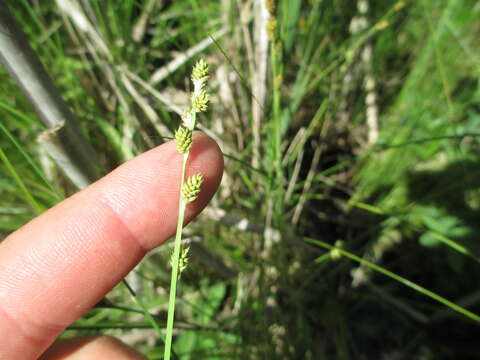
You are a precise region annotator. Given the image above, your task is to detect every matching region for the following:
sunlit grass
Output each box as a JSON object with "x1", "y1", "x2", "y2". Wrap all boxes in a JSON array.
[{"x1": 1, "y1": 0, "x2": 480, "y2": 358}]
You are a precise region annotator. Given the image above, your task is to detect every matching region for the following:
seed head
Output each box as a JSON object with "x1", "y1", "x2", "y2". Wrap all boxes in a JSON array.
[
  {"x1": 182, "y1": 173, "x2": 204, "y2": 202},
  {"x1": 191, "y1": 59, "x2": 209, "y2": 81},
  {"x1": 179, "y1": 245, "x2": 190, "y2": 274},
  {"x1": 192, "y1": 90, "x2": 209, "y2": 112},
  {"x1": 174, "y1": 126, "x2": 193, "y2": 153}
]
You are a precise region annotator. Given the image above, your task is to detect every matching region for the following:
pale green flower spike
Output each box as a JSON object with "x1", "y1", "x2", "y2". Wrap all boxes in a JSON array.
[
  {"x1": 191, "y1": 58, "x2": 209, "y2": 81},
  {"x1": 174, "y1": 126, "x2": 193, "y2": 153},
  {"x1": 165, "y1": 60, "x2": 209, "y2": 360},
  {"x1": 169, "y1": 245, "x2": 190, "y2": 277},
  {"x1": 182, "y1": 173, "x2": 204, "y2": 202},
  {"x1": 178, "y1": 245, "x2": 190, "y2": 274},
  {"x1": 192, "y1": 90, "x2": 209, "y2": 113}
]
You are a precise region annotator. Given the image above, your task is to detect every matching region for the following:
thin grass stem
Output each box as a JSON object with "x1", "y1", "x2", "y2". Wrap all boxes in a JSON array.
[
  {"x1": 164, "y1": 154, "x2": 188, "y2": 360},
  {"x1": 0, "y1": 121, "x2": 62, "y2": 201},
  {"x1": 121, "y1": 279, "x2": 162, "y2": 335},
  {"x1": 0, "y1": 145, "x2": 43, "y2": 213},
  {"x1": 305, "y1": 237, "x2": 480, "y2": 323}
]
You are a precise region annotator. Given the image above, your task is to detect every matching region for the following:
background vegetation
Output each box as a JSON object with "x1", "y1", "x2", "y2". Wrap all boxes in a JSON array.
[{"x1": 1, "y1": 0, "x2": 480, "y2": 358}]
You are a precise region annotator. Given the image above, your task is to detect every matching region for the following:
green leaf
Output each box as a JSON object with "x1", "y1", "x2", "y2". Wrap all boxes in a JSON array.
[{"x1": 419, "y1": 232, "x2": 441, "y2": 247}]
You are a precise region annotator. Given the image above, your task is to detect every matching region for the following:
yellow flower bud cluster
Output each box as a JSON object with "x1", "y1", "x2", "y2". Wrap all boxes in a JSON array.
[
  {"x1": 191, "y1": 59, "x2": 209, "y2": 114},
  {"x1": 170, "y1": 245, "x2": 190, "y2": 277},
  {"x1": 173, "y1": 59, "x2": 211, "y2": 158},
  {"x1": 192, "y1": 90, "x2": 209, "y2": 113},
  {"x1": 182, "y1": 174, "x2": 204, "y2": 202},
  {"x1": 174, "y1": 126, "x2": 192, "y2": 154},
  {"x1": 191, "y1": 59, "x2": 209, "y2": 81}
]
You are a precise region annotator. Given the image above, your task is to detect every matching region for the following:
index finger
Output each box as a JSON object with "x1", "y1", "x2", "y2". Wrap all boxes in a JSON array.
[{"x1": 0, "y1": 133, "x2": 223, "y2": 359}]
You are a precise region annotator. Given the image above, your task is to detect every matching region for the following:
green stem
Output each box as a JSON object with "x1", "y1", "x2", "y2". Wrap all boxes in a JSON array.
[
  {"x1": 0, "y1": 145, "x2": 43, "y2": 213},
  {"x1": 305, "y1": 237, "x2": 480, "y2": 323},
  {"x1": 122, "y1": 279, "x2": 162, "y2": 335},
  {"x1": 164, "y1": 153, "x2": 189, "y2": 360},
  {"x1": 0, "y1": 121, "x2": 62, "y2": 201},
  {"x1": 122, "y1": 281, "x2": 180, "y2": 360}
]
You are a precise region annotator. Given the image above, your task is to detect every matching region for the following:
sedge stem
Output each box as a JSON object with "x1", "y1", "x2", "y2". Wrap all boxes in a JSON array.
[{"x1": 164, "y1": 152, "x2": 189, "y2": 360}]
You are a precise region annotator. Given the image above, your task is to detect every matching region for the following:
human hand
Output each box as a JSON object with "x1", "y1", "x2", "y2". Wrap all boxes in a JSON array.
[{"x1": 0, "y1": 134, "x2": 223, "y2": 359}]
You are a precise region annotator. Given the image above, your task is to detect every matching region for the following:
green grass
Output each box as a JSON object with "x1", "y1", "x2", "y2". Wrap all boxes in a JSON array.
[{"x1": 1, "y1": 0, "x2": 480, "y2": 358}]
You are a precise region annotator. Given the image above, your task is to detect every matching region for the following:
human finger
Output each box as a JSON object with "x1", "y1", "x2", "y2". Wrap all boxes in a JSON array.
[
  {"x1": 0, "y1": 133, "x2": 223, "y2": 359},
  {"x1": 39, "y1": 336, "x2": 147, "y2": 360}
]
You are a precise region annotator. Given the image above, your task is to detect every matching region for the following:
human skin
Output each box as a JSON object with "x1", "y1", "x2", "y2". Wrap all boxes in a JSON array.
[{"x1": 0, "y1": 133, "x2": 224, "y2": 359}]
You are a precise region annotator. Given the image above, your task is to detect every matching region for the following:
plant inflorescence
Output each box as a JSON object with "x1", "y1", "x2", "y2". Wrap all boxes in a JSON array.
[{"x1": 163, "y1": 59, "x2": 210, "y2": 360}]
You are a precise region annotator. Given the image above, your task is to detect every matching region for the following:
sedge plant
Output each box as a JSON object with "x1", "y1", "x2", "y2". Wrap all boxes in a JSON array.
[{"x1": 163, "y1": 59, "x2": 210, "y2": 360}]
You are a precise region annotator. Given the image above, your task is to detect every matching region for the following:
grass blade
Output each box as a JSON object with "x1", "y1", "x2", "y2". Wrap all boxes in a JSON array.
[
  {"x1": 0, "y1": 121, "x2": 62, "y2": 201},
  {"x1": 0, "y1": 145, "x2": 43, "y2": 213},
  {"x1": 305, "y1": 237, "x2": 480, "y2": 323}
]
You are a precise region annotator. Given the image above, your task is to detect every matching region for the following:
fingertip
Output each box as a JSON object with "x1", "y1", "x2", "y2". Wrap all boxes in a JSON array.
[
  {"x1": 0, "y1": 132, "x2": 224, "y2": 358},
  {"x1": 88, "y1": 132, "x2": 223, "y2": 250},
  {"x1": 40, "y1": 336, "x2": 147, "y2": 360}
]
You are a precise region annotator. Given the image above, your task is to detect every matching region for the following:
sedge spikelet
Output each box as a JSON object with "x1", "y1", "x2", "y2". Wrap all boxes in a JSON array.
[
  {"x1": 182, "y1": 173, "x2": 204, "y2": 202},
  {"x1": 191, "y1": 59, "x2": 209, "y2": 81},
  {"x1": 192, "y1": 90, "x2": 209, "y2": 113},
  {"x1": 174, "y1": 126, "x2": 193, "y2": 153}
]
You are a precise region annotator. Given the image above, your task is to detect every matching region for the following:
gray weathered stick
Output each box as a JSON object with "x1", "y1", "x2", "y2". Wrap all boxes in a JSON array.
[
  {"x1": 0, "y1": 3, "x2": 100, "y2": 186},
  {"x1": 37, "y1": 122, "x2": 94, "y2": 189}
]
